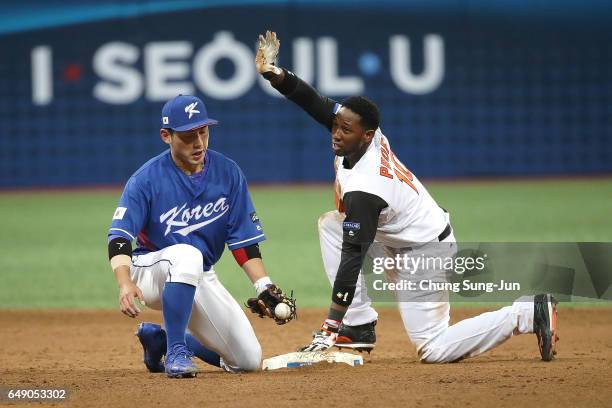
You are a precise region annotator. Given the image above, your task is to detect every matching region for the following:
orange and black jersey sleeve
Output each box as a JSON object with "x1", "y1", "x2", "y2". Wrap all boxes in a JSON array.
[
  {"x1": 271, "y1": 68, "x2": 338, "y2": 132},
  {"x1": 332, "y1": 191, "x2": 388, "y2": 308}
]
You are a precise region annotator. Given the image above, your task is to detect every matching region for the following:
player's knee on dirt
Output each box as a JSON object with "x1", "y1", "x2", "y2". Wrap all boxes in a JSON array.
[
  {"x1": 417, "y1": 340, "x2": 457, "y2": 364},
  {"x1": 162, "y1": 244, "x2": 204, "y2": 286},
  {"x1": 234, "y1": 341, "x2": 262, "y2": 372},
  {"x1": 419, "y1": 347, "x2": 447, "y2": 363}
]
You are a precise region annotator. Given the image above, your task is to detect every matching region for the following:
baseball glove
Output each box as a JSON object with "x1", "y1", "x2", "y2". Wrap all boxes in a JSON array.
[{"x1": 246, "y1": 284, "x2": 297, "y2": 325}]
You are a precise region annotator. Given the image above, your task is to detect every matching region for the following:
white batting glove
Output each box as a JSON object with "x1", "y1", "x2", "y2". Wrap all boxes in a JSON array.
[
  {"x1": 299, "y1": 319, "x2": 340, "y2": 352},
  {"x1": 256, "y1": 30, "x2": 282, "y2": 76}
]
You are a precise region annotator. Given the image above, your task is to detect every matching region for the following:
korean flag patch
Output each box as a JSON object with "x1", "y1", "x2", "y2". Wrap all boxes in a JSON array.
[{"x1": 113, "y1": 207, "x2": 127, "y2": 220}]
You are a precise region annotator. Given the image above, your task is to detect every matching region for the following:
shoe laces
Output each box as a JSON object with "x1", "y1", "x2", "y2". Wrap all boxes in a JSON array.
[{"x1": 167, "y1": 343, "x2": 194, "y2": 361}]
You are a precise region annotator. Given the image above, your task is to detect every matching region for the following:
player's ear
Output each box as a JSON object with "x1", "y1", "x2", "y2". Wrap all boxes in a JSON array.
[
  {"x1": 160, "y1": 128, "x2": 172, "y2": 145},
  {"x1": 364, "y1": 129, "x2": 376, "y2": 143}
]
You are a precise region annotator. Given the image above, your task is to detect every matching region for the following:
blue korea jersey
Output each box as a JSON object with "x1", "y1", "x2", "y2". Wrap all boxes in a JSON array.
[{"x1": 108, "y1": 149, "x2": 265, "y2": 270}]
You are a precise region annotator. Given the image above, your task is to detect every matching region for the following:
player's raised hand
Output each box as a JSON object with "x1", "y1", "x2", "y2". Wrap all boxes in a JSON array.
[
  {"x1": 118, "y1": 281, "x2": 145, "y2": 318},
  {"x1": 256, "y1": 30, "x2": 282, "y2": 76}
]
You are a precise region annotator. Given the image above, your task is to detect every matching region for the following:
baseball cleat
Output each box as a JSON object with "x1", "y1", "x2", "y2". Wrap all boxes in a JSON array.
[
  {"x1": 165, "y1": 343, "x2": 198, "y2": 378},
  {"x1": 335, "y1": 321, "x2": 377, "y2": 353},
  {"x1": 534, "y1": 294, "x2": 559, "y2": 361},
  {"x1": 135, "y1": 322, "x2": 167, "y2": 373}
]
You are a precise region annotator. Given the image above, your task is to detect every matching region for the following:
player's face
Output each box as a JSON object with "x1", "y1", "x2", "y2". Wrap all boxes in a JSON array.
[
  {"x1": 161, "y1": 126, "x2": 209, "y2": 174},
  {"x1": 331, "y1": 108, "x2": 374, "y2": 159}
]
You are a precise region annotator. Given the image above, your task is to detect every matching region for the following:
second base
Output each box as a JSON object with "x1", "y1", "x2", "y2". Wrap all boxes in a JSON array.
[{"x1": 262, "y1": 351, "x2": 364, "y2": 370}]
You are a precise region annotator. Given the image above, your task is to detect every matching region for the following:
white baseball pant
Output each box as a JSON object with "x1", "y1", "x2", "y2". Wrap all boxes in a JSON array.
[
  {"x1": 318, "y1": 210, "x2": 534, "y2": 363},
  {"x1": 130, "y1": 243, "x2": 261, "y2": 371}
]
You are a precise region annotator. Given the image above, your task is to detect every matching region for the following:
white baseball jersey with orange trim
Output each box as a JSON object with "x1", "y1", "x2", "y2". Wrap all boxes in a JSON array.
[{"x1": 334, "y1": 129, "x2": 448, "y2": 247}]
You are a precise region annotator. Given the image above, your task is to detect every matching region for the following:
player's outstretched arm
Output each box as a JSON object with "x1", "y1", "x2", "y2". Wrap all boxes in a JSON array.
[{"x1": 256, "y1": 30, "x2": 337, "y2": 131}]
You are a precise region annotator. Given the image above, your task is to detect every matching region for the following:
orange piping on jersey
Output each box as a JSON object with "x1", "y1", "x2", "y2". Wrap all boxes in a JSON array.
[{"x1": 333, "y1": 159, "x2": 345, "y2": 213}]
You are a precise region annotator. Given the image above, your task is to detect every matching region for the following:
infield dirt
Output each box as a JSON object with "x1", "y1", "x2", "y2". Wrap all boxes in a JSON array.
[{"x1": 1, "y1": 307, "x2": 610, "y2": 407}]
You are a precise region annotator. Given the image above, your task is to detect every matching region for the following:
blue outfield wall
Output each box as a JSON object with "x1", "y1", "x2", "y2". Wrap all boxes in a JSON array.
[{"x1": 0, "y1": 1, "x2": 611, "y2": 187}]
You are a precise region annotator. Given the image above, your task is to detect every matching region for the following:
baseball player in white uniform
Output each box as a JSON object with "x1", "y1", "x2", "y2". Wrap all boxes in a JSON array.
[{"x1": 256, "y1": 31, "x2": 558, "y2": 362}]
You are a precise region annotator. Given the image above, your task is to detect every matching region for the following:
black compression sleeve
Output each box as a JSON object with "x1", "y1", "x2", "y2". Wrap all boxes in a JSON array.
[
  {"x1": 272, "y1": 68, "x2": 337, "y2": 131},
  {"x1": 342, "y1": 191, "x2": 388, "y2": 244},
  {"x1": 108, "y1": 237, "x2": 132, "y2": 259},
  {"x1": 331, "y1": 191, "x2": 388, "y2": 307},
  {"x1": 332, "y1": 240, "x2": 368, "y2": 307},
  {"x1": 273, "y1": 68, "x2": 299, "y2": 95}
]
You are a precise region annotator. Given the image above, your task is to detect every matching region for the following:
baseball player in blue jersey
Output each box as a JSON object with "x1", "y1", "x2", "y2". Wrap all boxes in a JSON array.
[{"x1": 107, "y1": 94, "x2": 295, "y2": 378}]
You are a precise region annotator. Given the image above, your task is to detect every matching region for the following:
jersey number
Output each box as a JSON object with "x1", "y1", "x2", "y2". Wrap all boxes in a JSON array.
[{"x1": 379, "y1": 152, "x2": 418, "y2": 194}]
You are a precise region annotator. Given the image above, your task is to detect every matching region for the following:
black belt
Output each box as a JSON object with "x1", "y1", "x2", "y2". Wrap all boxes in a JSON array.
[{"x1": 437, "y1": 224, "x2": 452, "y2": 241}]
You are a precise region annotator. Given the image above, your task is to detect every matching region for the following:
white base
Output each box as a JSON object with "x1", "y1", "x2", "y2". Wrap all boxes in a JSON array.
[{"x1": 262, "y1": 351, "x2": 364, "y2": 370}]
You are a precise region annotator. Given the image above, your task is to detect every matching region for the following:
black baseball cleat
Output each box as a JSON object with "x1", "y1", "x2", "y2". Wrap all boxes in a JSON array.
[
  {"x1": 335, "y1": 321, "x2": 377, "y2": 353},
  {"x1": 534, "y1": 294, "x2": 559, "y2": 361}
]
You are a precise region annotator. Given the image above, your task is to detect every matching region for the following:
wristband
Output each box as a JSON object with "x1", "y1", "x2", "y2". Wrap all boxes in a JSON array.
[
  {"x1": 322, "y1": 318, "x2": 340, "y2": 333},
  {"x1": 110, "y1": 254, "x2": 131, "y2": 270},
  {"x1": 262, "y1": 66, "x2": 282, "y2": 79},
  {"x1": 254, "y1": 276, "x2": 273, "y2": 295}
]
